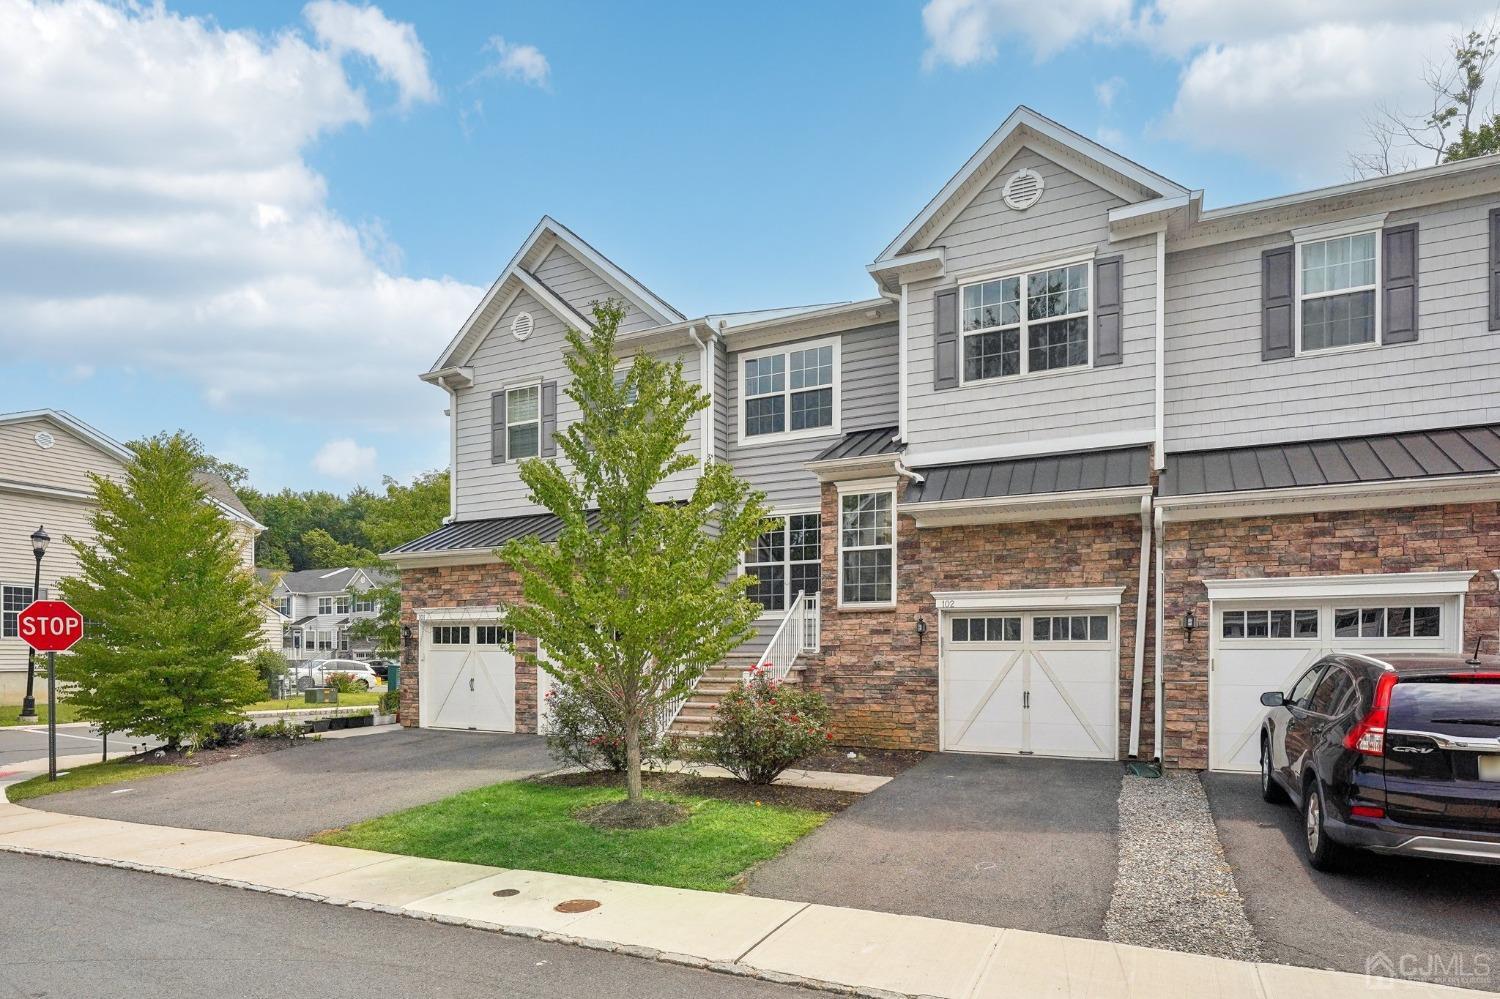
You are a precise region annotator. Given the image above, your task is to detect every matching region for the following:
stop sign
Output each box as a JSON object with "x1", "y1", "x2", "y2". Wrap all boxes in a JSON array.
[{"x1": 17, "y1": 600, "x2": 84, "y2": 652}]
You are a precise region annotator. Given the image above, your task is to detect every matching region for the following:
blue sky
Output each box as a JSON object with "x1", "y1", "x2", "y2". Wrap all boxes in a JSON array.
[{"x1": 0, "y1": 0, "x2": 1489, "y2": 492}]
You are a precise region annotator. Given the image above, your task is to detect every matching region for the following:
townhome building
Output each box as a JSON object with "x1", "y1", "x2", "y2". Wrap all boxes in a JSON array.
[
  {"x1": 259, "y1": 566, "x2": 394, "y2": 661},
  {"x1": 0, "y1": 409, "x2": 278, "y2": 703},
  {"x1": 385, "y1": 107, "x2": 1500, "y2": 772}
]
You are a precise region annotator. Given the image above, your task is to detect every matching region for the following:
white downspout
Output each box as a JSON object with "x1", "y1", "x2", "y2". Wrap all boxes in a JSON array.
[
  {"x1": 1153, "y1": 227, "x2": 1166, "y2": 471},
  {"x1": 687, "y1": 324, "x2": 712, "y2": 465},
  {"x1": 442, "y1": 379, "x2": 458, "y2": 524},
  {"x1": 1127, "y1": 492, "x2": 1152, "y2": 757},
  {"x1": 1153, "y1": 505, "x2": 1166, "y2": 763},
  {"x1": 897, "y1": 282, "x2": 909, "y2": 441}
]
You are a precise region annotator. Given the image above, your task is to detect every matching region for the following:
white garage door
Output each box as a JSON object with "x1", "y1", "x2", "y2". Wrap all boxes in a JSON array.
[
  {"x1": 941, "y1": 610, "x2": 1118, "y2": 759},
  {"x1": 420, "y1": 623, "x2": 516, "y2": 732},
  {"x1": 1209, "y1": 593, "x2": 1462, "y2": 772}
]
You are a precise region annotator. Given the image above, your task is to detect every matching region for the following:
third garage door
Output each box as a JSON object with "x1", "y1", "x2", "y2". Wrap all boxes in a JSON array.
[{"x1": 941, "y1": 609, "x2": 1118, "y2": 759}]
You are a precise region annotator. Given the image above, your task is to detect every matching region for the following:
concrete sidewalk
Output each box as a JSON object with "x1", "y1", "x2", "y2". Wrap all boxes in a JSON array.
[{"x1": 0, "y1": 799, "x2": 1477, "y2": 998}]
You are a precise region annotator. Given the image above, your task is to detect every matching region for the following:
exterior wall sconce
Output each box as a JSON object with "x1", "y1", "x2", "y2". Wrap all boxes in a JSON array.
[
  {"x1": 1183, "y1": 609, "x2": 1198, "y2": 641},
  {"x1": 916, "y1": 617, "x2": 928, "y2": 641}
]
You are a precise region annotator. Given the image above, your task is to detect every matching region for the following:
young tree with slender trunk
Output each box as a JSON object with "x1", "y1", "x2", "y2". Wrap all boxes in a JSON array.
[
  {"x1": 499, "y1": 301, "x2": 770, "y2": 809},
  {"x1": 58, "y1": 433, "x2": 265, "y2": 749}
]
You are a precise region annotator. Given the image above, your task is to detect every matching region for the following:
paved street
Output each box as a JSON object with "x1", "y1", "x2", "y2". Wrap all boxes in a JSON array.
[
  {"x1": 0, "y1": 723, "x2": 149, "y2": 769},
  {"x1": 30, "y1": 728, "x2": 558, "y2": 838},
  {"x1": 0, "y1": 852, "x2": 800, "y2": 999}
]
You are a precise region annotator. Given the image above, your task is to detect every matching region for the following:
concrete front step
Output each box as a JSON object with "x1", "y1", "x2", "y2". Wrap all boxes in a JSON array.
[{"x1": 667, "y1": 665, "x2": 802, "y2": 738}]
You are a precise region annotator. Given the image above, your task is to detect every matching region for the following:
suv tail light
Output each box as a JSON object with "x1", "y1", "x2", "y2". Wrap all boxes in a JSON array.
[{"x1": 1345, "y1": 672, "x2": 1399, "y2": 756}]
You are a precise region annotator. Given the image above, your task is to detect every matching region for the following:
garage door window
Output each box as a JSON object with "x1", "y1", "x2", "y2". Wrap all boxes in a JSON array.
[
  {"x1": 432, "y1": 625, "x2": 470, "y2": 646},
  {"x1": 951, "y1": 616, "x2": 1021, "y2": 642},
  {"x1": 1221, "y1": 608, "x2": 1318, "y2": 639},
  {"x1": 476, "y1": 626, "x2": 515, "y2": 645},
  {"x1": 1033, "y1": 615, "x2": 1108, "y2": 642},
  {"x1": 1333, "y1": 605, "x2": 1440, "y2": 639}
]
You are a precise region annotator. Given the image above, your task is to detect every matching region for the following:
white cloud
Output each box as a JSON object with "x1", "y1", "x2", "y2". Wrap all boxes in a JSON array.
[
  {"x1": 922, "y1": 0, "x2": 1130, "y2": 66},
  {"x1": 1095, "y1": 76, "x2": 1124, "y2": 110},
  {"x1": 304, "y1": 0, "x2": 437, "y2": 108},
  {"x1": 478, "y1": 36, "x2": 551, "y2": 88},
  {"x1": 0, "y1": 0, "x2": 480, "y2": 432},
  {"x1": 313, "y1": 437, "x2": 378, "y2": 480}
]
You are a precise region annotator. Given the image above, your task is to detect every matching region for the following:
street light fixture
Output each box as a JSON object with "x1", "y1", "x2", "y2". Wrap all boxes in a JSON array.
[{"x1": 18, "y1": 525, "x2": 49, "y2": 722}]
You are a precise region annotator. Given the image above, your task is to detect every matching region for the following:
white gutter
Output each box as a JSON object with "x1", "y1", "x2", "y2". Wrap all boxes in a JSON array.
[
  {"x1": 1128, "y1": 493, "x2": 1152, "y2": 757},
  {"x1": 1153, "y1": 227, "x2": 1166, "y2": 470},
  {"x1": 1153, "y1": 505, "x2": 1165, "y2": 764},
  {"x1": 894, "y1": 458, "x2": 924, "y2": 484},
  {"x1": 1156, "y1": 472, "x2": 1500, "y2": 522}
]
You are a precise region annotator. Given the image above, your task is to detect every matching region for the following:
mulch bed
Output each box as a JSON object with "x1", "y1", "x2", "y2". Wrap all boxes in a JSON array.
[
  {"x1": 116, "y1": 735, "x2": 304, "y2": 770},
  {"x1": 537, "y1": 769, "x2": 861, "y2": 814},
  {"x1": 793, "y1": 746, "x2": 928, "y2": 777}
]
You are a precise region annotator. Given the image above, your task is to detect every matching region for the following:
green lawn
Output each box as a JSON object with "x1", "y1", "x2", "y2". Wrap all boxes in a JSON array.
[
  {"x1": 314, "y1": 780, "x2": 831, "y2": 892},
  {"x1": 0, "y1": 702, "x2": 81, "y2": 726},
  {"x1": 5, "y1": 759, "x2": 186, "y2": 803},
  {"x1": 243, "y1": 692, "x2": 383, "y2": 713}
]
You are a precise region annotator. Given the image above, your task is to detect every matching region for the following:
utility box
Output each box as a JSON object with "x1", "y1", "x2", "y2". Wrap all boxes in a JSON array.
[
  {"x1": 304, "y1": 687, "x2": 339, "y2": 704},
  {"x1": 387, "y1": 664, "x2": 400, "y2": 694}
]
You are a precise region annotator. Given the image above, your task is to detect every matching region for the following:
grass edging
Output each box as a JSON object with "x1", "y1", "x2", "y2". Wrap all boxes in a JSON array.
[{"x1": 5, "y1": 760, "x2": 187, "y2": 803}]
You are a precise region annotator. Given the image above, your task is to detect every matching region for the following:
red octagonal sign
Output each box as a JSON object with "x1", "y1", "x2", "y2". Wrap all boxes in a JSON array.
[{"x1": 17, "y1": 600, "x2": 84, "y2": 653}]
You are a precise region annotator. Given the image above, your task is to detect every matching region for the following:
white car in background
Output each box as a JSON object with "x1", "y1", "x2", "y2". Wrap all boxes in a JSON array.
[{"x1": 293, "y1": 658, "x2": 380, "y2": 691}]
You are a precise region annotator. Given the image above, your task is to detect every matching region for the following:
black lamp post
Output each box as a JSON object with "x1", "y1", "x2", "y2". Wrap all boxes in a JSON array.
[{"x1": 18, "y1": 525, "x2": 49, "y2": 722}]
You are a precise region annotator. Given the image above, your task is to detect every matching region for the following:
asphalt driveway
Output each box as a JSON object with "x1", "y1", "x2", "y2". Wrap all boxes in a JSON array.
[
  {"x1": 30, "y1": 728, "x2": 558, "y2": 839},
  {"x1": 746, "y1": 753, "x2": 1122, "y2": 938},
  {"x1": 1204, "y1": 773, "x2": 1500, "y2": 990}
]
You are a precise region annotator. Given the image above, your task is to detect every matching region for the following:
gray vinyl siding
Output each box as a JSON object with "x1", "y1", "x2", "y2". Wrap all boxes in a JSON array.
[
  {"x1": 904, "y1": 147, "x2": 1158, "y2": 454},
  {"x1": 453, "y1": 288, "x2": 699, "y2": 520},
  {"x1": 1164, "y1": 193, "x2": 1500, "y2": 450},
  {"x1": 721, "y1": 321, "x2": 899, "y2": 511},
  {"x1": 533, "y1": 244, "x2": 657, "y2": 334}
]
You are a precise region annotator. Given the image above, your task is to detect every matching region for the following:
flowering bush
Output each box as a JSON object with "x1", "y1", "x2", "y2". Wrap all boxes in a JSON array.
[
  {"x1": 695, "y1": 667, "x2": 831, "y2": 785},
  {"x1": 543, "y1": 680, "x2": 665, "y2": 773},
  {"x1": 325, "y1": 671, "x2": 363, "y2": 693}
]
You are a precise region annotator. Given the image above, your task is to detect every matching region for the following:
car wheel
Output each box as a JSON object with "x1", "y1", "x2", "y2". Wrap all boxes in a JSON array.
[
  {"x1": 357, "y1": 679, "x2": 370, "y2": 691},
  {"x1": 1260, "y1": 737, "x2": 1287, "y2": 803},
  {"x1": 1302, "y1": 780, "x2": 1344, "y2": 872}
]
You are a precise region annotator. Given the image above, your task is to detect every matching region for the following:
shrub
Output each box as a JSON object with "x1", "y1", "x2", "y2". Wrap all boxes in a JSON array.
[
  {"x1": 325, "y1": 671, "x2": 362, "y2": 693},
  {"x1": 194, "y1": 720, "x2": 252, "y2": 751},
  {"x1": 543, "y1": 681, "x2": 665, "y2": 773},
  {"x1": 251, "y1": 719, "x2": 308, "y2": 743},
  {"x1": 249, "y1": 648, "x2": 291, "y2": 685},
  {"x1": 379, "y1": 689, "x2": 401, "y2": 714},
  {"x1": 696, "y1": 669, "x2": 831, "y2": 785}
]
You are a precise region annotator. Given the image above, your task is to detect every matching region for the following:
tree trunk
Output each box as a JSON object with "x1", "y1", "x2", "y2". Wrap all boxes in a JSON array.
[{"x1": 623, "y1": 705, "x2": 643, "y2": 804}]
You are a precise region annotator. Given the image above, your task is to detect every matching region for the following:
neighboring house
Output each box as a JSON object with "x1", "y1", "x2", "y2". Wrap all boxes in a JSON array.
[
  {"x1": 385, "y1": 106, "x2": 1500, "y2": 772},
  {"x1": 0, "y1": 409, "x2": 275, "y2": 704},
  {"x1": 258, "y1": 566, "x2": 394, "y2": 662}
]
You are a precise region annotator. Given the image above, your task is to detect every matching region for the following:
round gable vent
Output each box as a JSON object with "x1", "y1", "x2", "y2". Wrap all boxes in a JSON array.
[
  {"x1": 1001, "y1": 168, "x2": 1045, "y2": 211},
  {"x1": 511, "y1": 311, "x2": 534, "y2": 341},
  {"x1": 34, "y1": 430, "x2": 55, "y2": 450}
]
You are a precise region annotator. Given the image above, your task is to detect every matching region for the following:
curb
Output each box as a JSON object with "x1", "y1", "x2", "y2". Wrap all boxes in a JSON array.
[{"x1": 0, "y1": 843, "x2": 911, "y2": 998}]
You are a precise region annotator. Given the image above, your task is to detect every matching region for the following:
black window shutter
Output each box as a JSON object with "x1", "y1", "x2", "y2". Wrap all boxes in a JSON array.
[
  {"x1": 540, "y1": 380, "x2": 558, "y2": 457},
  {"x1": 1490, "y1": 208, "x2": 1500, "y2": 331},
  {"x1": 1093, "y1": 254, "x2": 1124, "y2": 366},
  {"x1": 491, "y1": 391, "x2": 506, "y2": 464},
  {"x1": 1381, "y1": 223, "x2": 1419, "y2": 344},
  {"x1": 933, "y1": 289, "x2": 959, "y2": 389},
  {"x1": 1261, "y1": 246, "x2": 1295, "y2": 360}
]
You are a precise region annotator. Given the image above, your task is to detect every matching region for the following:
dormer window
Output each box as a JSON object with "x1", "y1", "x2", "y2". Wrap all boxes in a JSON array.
[{"x1": 961, "y1": 261, "x2": 1090, "y2": 384}]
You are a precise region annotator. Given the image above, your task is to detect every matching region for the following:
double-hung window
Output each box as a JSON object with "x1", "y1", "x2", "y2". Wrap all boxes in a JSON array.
[
  {"x1": 274, "y1": 595, "x2": 291, "y2": 617},
  {"x1": 506, "y1": 384, "x2": 541, "y2": 460},
  {"x1": 335, "y1": 595, "x2": 352, "y2": 615},
  {"x1": 317, "y1": 596, "x2": 334, "y2": 615},
  {"x1": 740, "y1": 339, "x2": 838, "y2": 443},
  {"x1": 961, "y1": 261, "x2": 1089, "y2": 383},
  {"x1": 353, "y1": 594, "x2": 376, "y2": 613},
  {"x1": 1298, "y1": 232, "x2": 1377, "y2": 352},
  {"x1": 745, "y1": 513, "x2": 821, "y2": 612},
  {"x1": 2, "y1": 584, "x2": 34, "y2": 638},
  {"x1": 839, "y1": 491, "x2": 894, "y2": 606}
]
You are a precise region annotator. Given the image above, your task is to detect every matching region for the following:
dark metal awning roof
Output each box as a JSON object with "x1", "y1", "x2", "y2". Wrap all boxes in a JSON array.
[
  {"x1": 289, "y1": 615, "x2": 317, "y2": 627},
  {"x1": 811, "y1": 426, "x2": 903, "y2": 463},
  {"x1": 1161, "y1": 424, "x2": 1500, "y2": 497},
  {"x1": 386, "y1": 510, "x2": 602, "y2": 555},
  {"x1": 905, "y1": 445, "x2": 1151, "y2": 504}
]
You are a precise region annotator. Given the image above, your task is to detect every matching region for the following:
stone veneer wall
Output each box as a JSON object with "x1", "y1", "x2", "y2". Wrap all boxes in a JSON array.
[
  {"x1": 1160, "y1": 502, "x2": 1500, "y2": 769},
  {"x1": 397, "y1": 562, "x2": 537, "y2": 732},
  {"x1": 804, "y1": 481, "x2": 1156, "y2": 754}
]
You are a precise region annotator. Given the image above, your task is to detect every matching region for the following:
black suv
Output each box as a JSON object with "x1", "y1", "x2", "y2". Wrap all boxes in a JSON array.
[{"x1": 1259, "y1": 652, "x2": 1500, "y2": 870}]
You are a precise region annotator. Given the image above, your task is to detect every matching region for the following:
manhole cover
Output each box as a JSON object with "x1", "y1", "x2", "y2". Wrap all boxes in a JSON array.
[
  {"x1": 492, "y1": 889, "x2": 520, "y2": 898},
  {"x1": 554, "y1": 898, "x2": 600, "y2": 913}
]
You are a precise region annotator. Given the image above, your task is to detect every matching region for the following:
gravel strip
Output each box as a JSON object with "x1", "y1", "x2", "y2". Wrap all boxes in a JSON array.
[{"x1": 1104, "y1": 770, "x2": 1261, "y2": 961}]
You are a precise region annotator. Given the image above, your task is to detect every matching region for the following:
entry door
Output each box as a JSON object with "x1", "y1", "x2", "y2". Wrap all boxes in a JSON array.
[
  {"x1": 422, "y1": 623, "x2": 517, "y2": 732},
  {"x1": 941, "y1": 610, "x2": 1117, "y2": 760},
  {"x1": 1209, "y1": 597, "x2": 1459, "y2": 771}
]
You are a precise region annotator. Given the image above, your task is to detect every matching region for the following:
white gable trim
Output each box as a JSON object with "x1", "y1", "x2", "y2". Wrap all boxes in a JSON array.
[
  {"x1": 0, "y1": 409, "x2": 132, "y2": 464},
  {"x1": 876, "y1": 106, "x2": 1186, "y2": 263}
]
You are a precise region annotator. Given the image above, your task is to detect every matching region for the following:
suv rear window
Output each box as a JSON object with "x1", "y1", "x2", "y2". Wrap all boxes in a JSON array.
[{"x1": 1387, "y1": 679, "x2": 1500, "y2": 735}]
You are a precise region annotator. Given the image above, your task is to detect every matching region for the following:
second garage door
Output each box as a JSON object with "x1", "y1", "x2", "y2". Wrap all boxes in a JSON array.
[
  {"x1": 941, "y1": 609, "x2": 1119, "y2": 759},
  {"x1": 420, "y1": 622, "x2": 517, "y2": 732}
]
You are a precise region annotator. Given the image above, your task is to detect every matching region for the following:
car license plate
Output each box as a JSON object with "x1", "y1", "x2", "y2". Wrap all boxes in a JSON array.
[{"x1": 1480, "y1": 755, "x2": 1500, "y2": 782}]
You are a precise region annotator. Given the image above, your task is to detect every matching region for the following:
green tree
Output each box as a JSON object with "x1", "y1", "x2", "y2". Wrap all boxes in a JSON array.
[
  {"x1": 499, "y1": 301, "x2": 770, "y2": 808},
  {"x1": 58, "y1": 433, "x2": 265, "y2": 749}
]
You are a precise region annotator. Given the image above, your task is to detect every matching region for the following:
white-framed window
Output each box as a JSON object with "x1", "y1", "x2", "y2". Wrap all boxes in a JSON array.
[
  {"x1": 960, "y1": 260, "x2": 1090, "y2": 384},
  {"x1": 338, "y1": 631, "x2": 350, "y2": 651},
  {"x1": 745, "y1": 513, "x2": 821, "y2": 613},
  {"x1": 839, "y1": 491, "x2": 894, "y2": 606},
  {"x1": 281, "y1": 626, "x2": 293, "y2": 649},
  {"x1": 506, "y1": 383, "x2": 541, "y2": 461},
  {"x1": 1333, "y1": 605, "x2": 1440, "y2": 639},
  {"x1": 1297, "y1": 231, "x2": 1378, "y2": 353},
  {"x1": 1032, "y1": 615, "x2": 1110, "y2": 642},
  {"x1": 317, "y1": 596, "x2": 334, "y2": 615},
  {"x1": 476, "y1": 625, "x2": 515, "y2": 645},
  {"x1": 274, "y1": 595, "x2": 291, "y2": 617},
  {"x1": 738, "y1": 338, "x2": 839, "y2": 444},
  {"x1": 612, "y1": 362, "x2": 639, "y2": 405},
  {"x1": 353, "y1": 594, "x2": 377, "y2": 613},
  {"x1": 950, "y1": 615, "x2": 1021, "y2": 642},
  {"x1": 431, "y1": 625, "x2": 471, "y2": 646},
  {"x1": 1221, "y1": 608, "x2": 1320, "y2": 640},
  {"x1": 2, "y1": 584, "x2": 35, "y2": 638},
  {"x1": 313, "y1": 630, "x2": 334, "y2": 652},
  {"x1": 335, "y1": 594, "x2": 352, "y2": 615}
]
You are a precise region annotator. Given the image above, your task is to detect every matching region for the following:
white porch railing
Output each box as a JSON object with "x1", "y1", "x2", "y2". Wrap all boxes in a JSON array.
[{"x1": 746, "y1": 590, "x2": 819, "y2": 683}]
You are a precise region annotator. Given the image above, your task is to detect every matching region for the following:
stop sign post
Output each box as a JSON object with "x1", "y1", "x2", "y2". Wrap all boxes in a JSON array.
[{"x1": 17, "y1": 599, "x2": 84, "y2": 781}]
